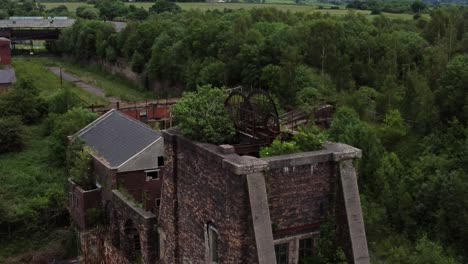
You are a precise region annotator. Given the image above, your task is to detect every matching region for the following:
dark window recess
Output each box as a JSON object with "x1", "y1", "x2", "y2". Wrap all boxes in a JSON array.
[
  {"x1": 156, "y1": 198, "x2": 161, "y2": 208},
  {"x1": 299, "y1": 238, "x2": 314, "y2": 263},
  {"x1": 210, "y1": 229, "x2": 219, "y2": 262},
  {"x1": 146, "y1": 170, "x2": 159, "y2": 180},
  {"x1": 275, "y1": 243, "x2": 289, "y2": 264},
  {"x1": 158, "y1": 156, "x2": 164, "y2": 167}
]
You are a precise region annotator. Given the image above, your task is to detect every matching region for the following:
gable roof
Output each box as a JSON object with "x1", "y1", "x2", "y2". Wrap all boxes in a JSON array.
[
  {"x1": 0, "y1": 68, "x2": 16, "y2": 84},
  {"x1": 74, "y1": 109, "x2": 161, "y2": 168}
]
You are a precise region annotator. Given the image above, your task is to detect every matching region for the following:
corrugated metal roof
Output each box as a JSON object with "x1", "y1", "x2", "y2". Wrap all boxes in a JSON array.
[
  {"x1": 75, "y1": 109, "x2": 161, "y2": 168},
  {"x1": 0, "y1": 18, "x2": 76, "y2": 29},
  {"x1": 0, "y1": 68, "x2": 16, "y2": 84}
]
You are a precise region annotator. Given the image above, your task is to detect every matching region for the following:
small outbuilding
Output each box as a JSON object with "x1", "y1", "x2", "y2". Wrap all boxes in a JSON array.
[
  {"x1": 0, "y1": 37, "x2": 12, "y2": 66},
  {"x1": 0, "y1": 67, "x2": 16, "y2": 93}
]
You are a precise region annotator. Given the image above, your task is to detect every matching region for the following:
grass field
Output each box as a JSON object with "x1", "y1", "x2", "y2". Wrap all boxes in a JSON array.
[
  {"x1": 13, "y1": 58, "x2": 106, "y2": 105},
  {"x1": 42, "y1": 2, "x2": 416, "y2": 19},
  {"x1": 42, "y1": 58, "x2": 155, "y2": 102}
]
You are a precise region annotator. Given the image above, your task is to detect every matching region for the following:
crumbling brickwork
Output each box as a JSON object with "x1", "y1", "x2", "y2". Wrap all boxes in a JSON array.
[
  {"x1": 158, "y1": 129, "x2": 369, "y2": 264},
  {"x1": 267, "y1": 162, "x2": 336, "y2": 236},
  {"x1": 159, "y1": 133, "x2": 258, "y2": 264}
]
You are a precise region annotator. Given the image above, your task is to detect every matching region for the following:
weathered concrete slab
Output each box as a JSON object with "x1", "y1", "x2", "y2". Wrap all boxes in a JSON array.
[
  {"x1": 246, "y1": 172, "x2": 277, "y2": 264},
  {"x1": 339, "y1": 160, "x2": 370, "y2": 264}
]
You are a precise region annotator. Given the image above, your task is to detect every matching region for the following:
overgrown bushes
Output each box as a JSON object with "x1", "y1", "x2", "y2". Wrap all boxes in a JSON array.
[
  {"x1": 260, "y1": 125, "x2": 327, "y2": 157},
  {"x1": 0, "y1": 117, "x2": 24, "y2": 154},
  {"x1": 172, "y1": 85, "x2": 235, "y2": 144}
]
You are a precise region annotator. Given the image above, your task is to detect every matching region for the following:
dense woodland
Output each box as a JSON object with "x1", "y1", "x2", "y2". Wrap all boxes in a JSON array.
[
  {"x1": 51, "y1": 6, "x2": 468, "y2": 263},
  {"x1": 0, "y1": 1, "x2": 467, "y2": 263}
]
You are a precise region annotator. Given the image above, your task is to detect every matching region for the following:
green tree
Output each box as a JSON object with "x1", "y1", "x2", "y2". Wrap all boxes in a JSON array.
[
  {"x1": 172, "y1": 85, "x2": 235, "y2": 144},
  {"x1": 149, "y1": 0, "x2": 181, "y2": 14},
  {"x1": 379, "y1": 109, "x2": 407, "y2": 148},
  {"x1": 0, "y1": 78, "x2": 47, "y2": 124},
  {"x1": 411, "y1": 1, "x2": 426, "y2": 14},
  {"x1": 48, "y1": 108, "x2": 98, "y2": 166},
  {"x1": 76, "y1": 6, "x2": 99, "y2": 20},
  {"x1": 0, "y1": 117, "x2": 24, "y2": 154},
  {"x1": 436, "y1": 55, "x2": 468, "y2": 123}
]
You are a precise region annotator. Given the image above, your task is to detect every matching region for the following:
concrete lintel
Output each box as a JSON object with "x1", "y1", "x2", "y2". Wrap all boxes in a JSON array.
[
  {"x1": 223, "y1": 155, "x2": 269, "y2": 175},
  {"x1": 326, "y1": 143, "x2": 362, "y2": 161},
  {"x1": 112, "y1": 190, "x2": 156, "y2": 221},
  {"x1": 246, "y1": 172, "x2": 277, "y2": 264}
]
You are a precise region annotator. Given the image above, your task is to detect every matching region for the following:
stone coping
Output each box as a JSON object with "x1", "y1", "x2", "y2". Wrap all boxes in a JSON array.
[
  {"x1": 162, "y1": 128, "x2": 361, "y2": 175},
  {"x1": 112, "y1": 190, "x2": 156, "y2": 220},
  {"x1": 68, "y1": 178, "x2": 101, "y2": 193},
  {"x1": 262, "y1": 143, "x2": 362, "y2": 169}
]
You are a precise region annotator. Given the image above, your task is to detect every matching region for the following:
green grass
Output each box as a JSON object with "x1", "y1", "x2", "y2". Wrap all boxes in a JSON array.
[
  {"x1": 43, "y1": 58, "x2": 155, "y2": 102},
  {"x1": 42, "y1": 2, "x2": 417, "y2": 19},
  {"x1": 12, "y1": 58, "x2": 105, "y2": 105}
]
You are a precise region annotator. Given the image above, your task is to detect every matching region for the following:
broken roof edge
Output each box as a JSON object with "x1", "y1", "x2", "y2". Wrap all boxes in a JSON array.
[
  {"x1": 162, "y1": 128, "x2": 268, "y2": 176},
  {"x1": 161, "y1": 128, "x2": 361, "y2": 175}
]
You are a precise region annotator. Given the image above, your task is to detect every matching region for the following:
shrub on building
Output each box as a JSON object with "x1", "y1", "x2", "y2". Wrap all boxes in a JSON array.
[
  {"x1": 260, "y1": 125, "x2": 327, "y2": 157},
  {"x1": 172, "y1": 85, "x2": 235, "y2": 144},
  {"x1": 68, "y1": 141, "x2": 95, "y2": 190}
]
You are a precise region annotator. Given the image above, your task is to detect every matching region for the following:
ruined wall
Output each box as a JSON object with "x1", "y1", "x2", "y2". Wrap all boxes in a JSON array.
[
  {"x1": 266, "y1": 161, "x2": 336, "y2": 238},
  {"x1": 159, "y1": 130, "x2": 258, "y2": 264},
  {"x1": 157, "y1": 131, "x2": 369, "y2": 264},
  {"x1": 68, "y1": 179, "x2": 102, "y2": 230},
  {"x1": 116, "y1": 170, "x2": 162, "y2": 213},
  {"x1": 93, "y1": 158, "x2": 116, "y2": 202},
  {"x1": 107, "y1": 190, "x2": 158, "y2": 264}
]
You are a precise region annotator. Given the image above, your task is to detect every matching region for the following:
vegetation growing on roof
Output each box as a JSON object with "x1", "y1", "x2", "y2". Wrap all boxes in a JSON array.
[
  {"x1": 172, "y1": 85, "x2": 235, "y2": 145},
  {"x1": 260, "y1": 125, "x2": 327, "y2": 157}
]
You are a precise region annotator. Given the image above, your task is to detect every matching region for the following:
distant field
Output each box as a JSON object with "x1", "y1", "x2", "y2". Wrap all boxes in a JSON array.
[{"x1": 42, "y1": 2, "x2": 416, "y2": 19}]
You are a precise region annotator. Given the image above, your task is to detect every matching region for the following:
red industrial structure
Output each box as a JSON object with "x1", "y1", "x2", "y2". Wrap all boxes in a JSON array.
[{"x1": 0, "y1": 37, "x2": 12, "y2": 65}]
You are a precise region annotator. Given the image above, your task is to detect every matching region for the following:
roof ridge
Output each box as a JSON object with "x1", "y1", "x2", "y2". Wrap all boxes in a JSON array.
[
  {"x1": 113, "y1": 109, "x2": 161, "y2": 136},
  {"x1": 73, "y1": 109, "x2": 117, "y2": 137}
]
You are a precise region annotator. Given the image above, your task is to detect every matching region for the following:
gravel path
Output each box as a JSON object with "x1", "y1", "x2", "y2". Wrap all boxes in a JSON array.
[{"x1": 48, "y1": 67, "x2": 121, "y2": 103}]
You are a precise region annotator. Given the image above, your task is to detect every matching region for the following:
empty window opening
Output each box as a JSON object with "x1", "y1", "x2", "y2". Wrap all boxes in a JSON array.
[
  {"x1": 206, "y1": 223, "x2": 219, "y2": 263},
  {"x1": 156, "y1": 198, "x2": 161, "y2": 209},
  {"x1": 299, "y1": 238, "x2": 314, "y2": 263},
  {"x1": 158, "y1": 156, "x2": 164, "y2": 167},
  {"x1": 146, "y1": 170, "x2": 159, "y2": 180},
  {"x1": 275, "y1": 243, "x2": 289, "y2": 264},
  {"x1": 124, "y1": 219, "x2": 141, "y2": 261},
  {"x1": 112, "y1": 211, "x2": 120, "y2": 249}
]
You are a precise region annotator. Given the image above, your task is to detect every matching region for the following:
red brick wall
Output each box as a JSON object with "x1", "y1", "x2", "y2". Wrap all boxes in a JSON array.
[
  {"x1": 158, "y1": 134, "x2": 258, "y2": 264},
  {"x1": 117, "y1": 170, "x2": 162, "y2": 213},
  {"x1": 267, "y1": 162, "x2": 336, "y2": 238},
  {"x1": 0, "y1": 83, "x2": 11, "y2": 93},
  {"x1": 0, "y1": 39, "x2": 11, "y2": 66},
  {"x1": 68, "y1": 180, "x2": 102, "y2": 230}
]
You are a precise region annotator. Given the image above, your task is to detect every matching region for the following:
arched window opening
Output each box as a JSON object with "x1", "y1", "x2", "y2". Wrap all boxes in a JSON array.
[{"x1": 206, "y1": 222, "x2": 219, "y2": 263}]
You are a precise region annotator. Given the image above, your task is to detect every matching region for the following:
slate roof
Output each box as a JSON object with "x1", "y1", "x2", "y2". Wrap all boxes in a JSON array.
[
  {"x1": 0, "y1": 18, "x2": 76, "y2": 29},
  {"x1": 75, "y1": 109, "x2": 161, "y2": 168},
  {"x1": 0, "y1": 68, "x2": 16, "y2": 84}
]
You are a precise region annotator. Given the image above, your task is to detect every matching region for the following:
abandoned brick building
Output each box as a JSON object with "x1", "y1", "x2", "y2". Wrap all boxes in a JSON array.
[
  {"x1": 68, "y1": 109, "x2": 369, "y2": 264},
  {"x1": 157, "y1": 128, "x2": 369, "y2": 264},
  {"x1": 67, "y1": 109, "x2": 165, "y2": 262}
]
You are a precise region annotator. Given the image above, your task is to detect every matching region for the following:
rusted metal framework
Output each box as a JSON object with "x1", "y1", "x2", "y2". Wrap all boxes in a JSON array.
[{"x1": 225, "y1": 90, "x2": 280, "y2": 154}]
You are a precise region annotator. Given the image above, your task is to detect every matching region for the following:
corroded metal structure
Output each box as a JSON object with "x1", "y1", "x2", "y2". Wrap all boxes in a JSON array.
[{"x1": 225, "y1": 90, "x2": 280, "y2": 154}]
